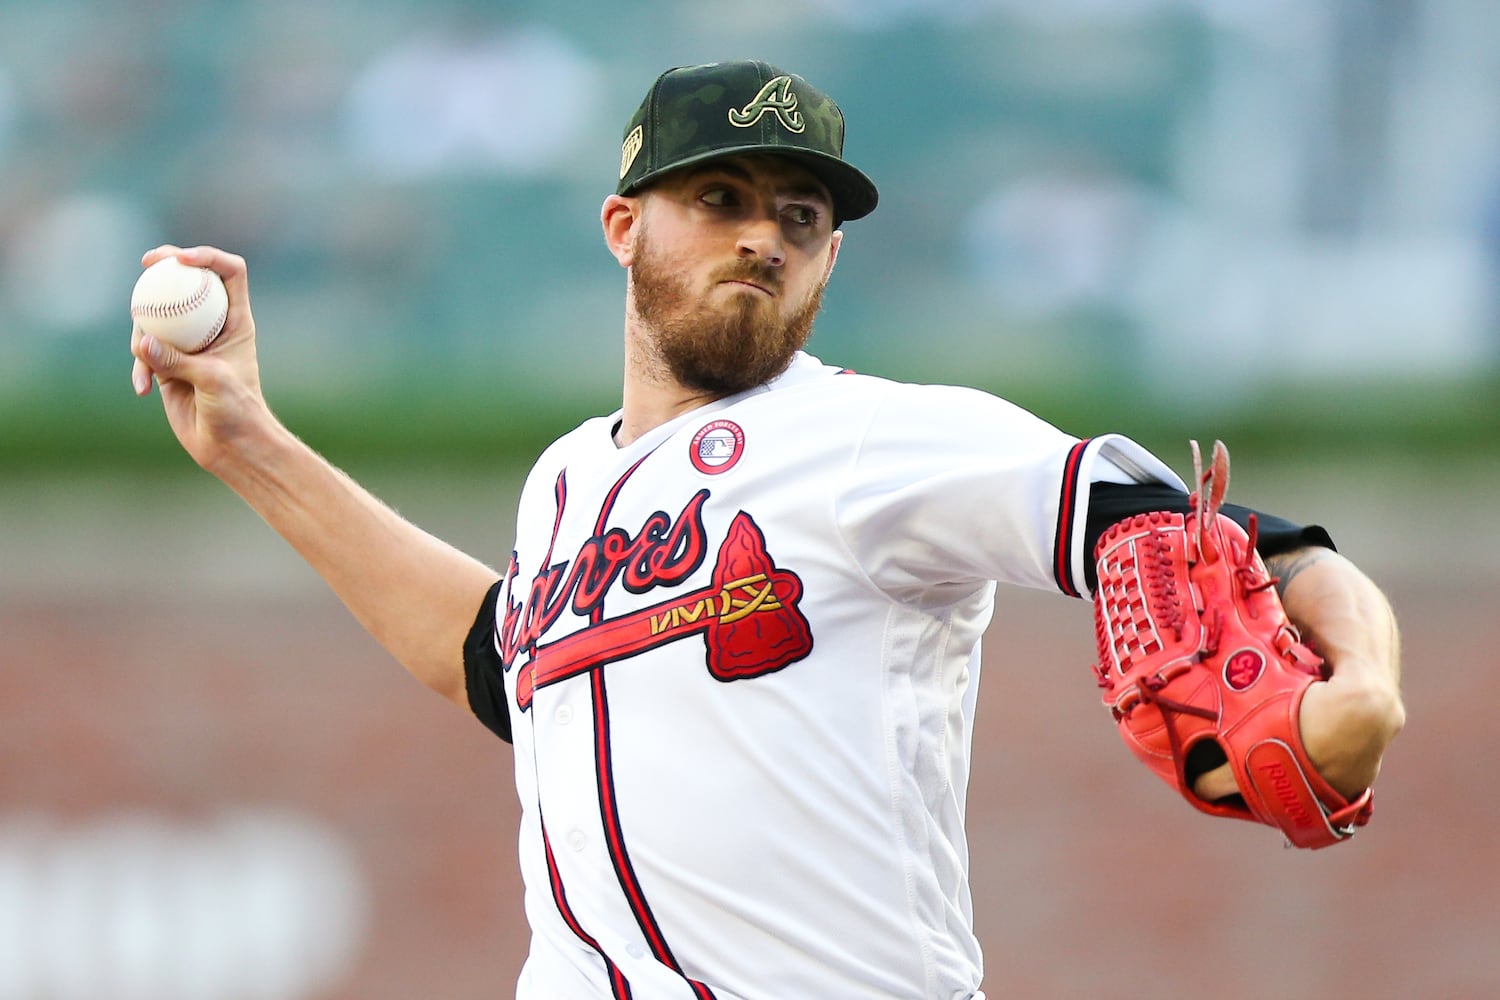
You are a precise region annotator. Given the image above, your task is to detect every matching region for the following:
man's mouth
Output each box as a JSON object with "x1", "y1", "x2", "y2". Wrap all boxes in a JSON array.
[{"x1": 720, "y1": 279, "x2": 775, "y2": 296}]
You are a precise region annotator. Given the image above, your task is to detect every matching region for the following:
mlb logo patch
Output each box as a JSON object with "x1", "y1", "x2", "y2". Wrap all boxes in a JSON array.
[{"x1": 689, "y1": 420, "x2": 745, "y2": 475}]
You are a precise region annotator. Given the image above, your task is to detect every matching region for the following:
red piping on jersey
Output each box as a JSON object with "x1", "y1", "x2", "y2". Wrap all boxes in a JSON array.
[
  {"x1": 542, "y1": 470, "x2": 569, "y2": 568},
  {"x1": 591, "y1": 669, "x2": 718, "y2": 999},
  {"x1": 525, "y1": 454, "x2": 717, "y2": 998},
  {"x1": 587, "y1": 463, "x2": 719, "y2": 1000},
  {"x1": 531, "y1": 461, "x2": 646, "y2": 998},
  {"x1": 542, "y1": 826, "x2": 634, "y2": 999},
  {"x1": 1053, "y1": 439, "x2": 1091, "y2": 598}
]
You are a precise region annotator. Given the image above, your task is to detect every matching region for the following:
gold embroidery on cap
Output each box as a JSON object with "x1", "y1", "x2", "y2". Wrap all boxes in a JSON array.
[
  {"x1": 727, "y1": 76, "x2": 805, "y2": 134},
  {"x1": 620, "y1": 125, "x2": 644, "y2": 179}
]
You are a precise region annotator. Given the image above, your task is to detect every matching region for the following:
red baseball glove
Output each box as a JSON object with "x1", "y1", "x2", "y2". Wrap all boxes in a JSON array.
[{"x1": 1090, "y1": 441, "x2": 1374, "y2": 849}]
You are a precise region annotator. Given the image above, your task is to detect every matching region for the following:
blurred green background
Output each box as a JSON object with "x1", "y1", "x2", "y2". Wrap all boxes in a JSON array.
[{"x1": 1, "y1": 0, "x2": 1496, "y2": 472}]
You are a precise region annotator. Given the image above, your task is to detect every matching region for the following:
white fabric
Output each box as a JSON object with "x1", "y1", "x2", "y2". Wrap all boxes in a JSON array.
[{"x1": 495, "y1": 353, "x2": 1175, "y2": 999}]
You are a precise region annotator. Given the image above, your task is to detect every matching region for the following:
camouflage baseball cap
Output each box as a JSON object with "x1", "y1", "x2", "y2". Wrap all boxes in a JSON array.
[{"x1": 616, "y1": 61, "x2": 879, "y2": 224}]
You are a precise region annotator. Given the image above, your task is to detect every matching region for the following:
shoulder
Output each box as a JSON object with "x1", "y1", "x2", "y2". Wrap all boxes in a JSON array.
[
  {"x1": 538, "y1": 412, "x2": 616, "y2": 460},
  {"x1": 517, "y1": 413, "x2": 617, "y2": 494},
  {"x1": 767, "y1": 352, "x2": 1051, "y2": 430},
  {"x1": 861, "y1": 378, "x2": 1073, "y2": 453}
]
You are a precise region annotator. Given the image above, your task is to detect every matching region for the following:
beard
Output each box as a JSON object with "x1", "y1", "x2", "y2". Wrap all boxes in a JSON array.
[{"x1": 630, "y1": 225, "x2": 826, "y2": 396}]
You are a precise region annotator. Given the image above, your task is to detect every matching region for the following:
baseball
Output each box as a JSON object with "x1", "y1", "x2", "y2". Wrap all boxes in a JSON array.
[{"x1": 130, "y1": 258, "x2": 229, "y2": 354}]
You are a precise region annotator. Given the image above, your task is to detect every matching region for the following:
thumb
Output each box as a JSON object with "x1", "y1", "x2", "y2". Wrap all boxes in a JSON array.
[
  {"x1": 138, "y1": 332, "x2": 190, "y2": 380},
  {"x1": 133, "y1": 332, "x2": 207, "y2": 398}
]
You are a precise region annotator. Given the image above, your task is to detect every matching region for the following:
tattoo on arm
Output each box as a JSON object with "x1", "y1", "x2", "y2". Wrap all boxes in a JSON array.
[{"x1": 1265, "y1": 547, "x2": 1333, "y2": 599}]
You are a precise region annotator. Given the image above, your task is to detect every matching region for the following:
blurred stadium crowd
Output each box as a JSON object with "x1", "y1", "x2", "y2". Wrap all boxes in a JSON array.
[{"x1": 1, "y1": 0, "x2": 1497, "y2": 402}]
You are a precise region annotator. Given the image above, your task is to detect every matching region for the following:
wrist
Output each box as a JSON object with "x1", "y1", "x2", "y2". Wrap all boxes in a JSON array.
[
  {"x1": 1299, "y1": 675, "x2": 1406, "y2": 798},
  {"x1": 201, "y1": 403, "x2": 298, "y2": 483}
]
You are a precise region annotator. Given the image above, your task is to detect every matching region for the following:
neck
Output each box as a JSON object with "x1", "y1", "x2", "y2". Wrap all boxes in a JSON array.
[
  {"x1": 615, "y1": 320, "x2": 720, "y2": 447},
  {"x1": 616, "y1": 379, "x2": 719, "y2": 448}
]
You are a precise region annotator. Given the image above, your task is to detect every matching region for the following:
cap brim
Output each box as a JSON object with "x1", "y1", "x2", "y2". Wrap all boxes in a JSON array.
[{"x1": 622, "y1": 144, "x2": 878, "y2": 224}]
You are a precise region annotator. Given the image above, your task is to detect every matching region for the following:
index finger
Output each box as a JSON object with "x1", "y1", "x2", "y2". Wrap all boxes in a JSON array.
[
  {"x1": 141, "y1": 244, "x2": 184, "y2": 268},
  {"x1": 172, "y1": 245, "x2": 249, "y2": 288}
]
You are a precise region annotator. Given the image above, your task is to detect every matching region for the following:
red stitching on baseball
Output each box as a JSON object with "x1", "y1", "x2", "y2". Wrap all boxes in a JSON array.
[{"x1": 131, "y1": 271, "x2": 213, "y2": 319}]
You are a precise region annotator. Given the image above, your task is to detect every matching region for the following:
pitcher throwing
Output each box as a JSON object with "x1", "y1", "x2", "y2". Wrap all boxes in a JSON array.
[{"x1": 131, "y1": 61, "x2": 1404, "y2": 1000}]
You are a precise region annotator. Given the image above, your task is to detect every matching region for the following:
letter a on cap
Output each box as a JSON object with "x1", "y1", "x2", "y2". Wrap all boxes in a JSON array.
[{"x1": 728, "y1": 76, "x2": 805, "y2": 133}]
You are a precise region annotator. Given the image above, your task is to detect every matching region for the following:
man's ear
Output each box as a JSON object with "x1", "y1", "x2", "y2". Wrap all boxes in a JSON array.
[
  {"x1": 602, "y1": 195, "x2": 640, "y2": 267},
  {"x1": 823, "y1": 230, "x2": 843, "y2": 283}
]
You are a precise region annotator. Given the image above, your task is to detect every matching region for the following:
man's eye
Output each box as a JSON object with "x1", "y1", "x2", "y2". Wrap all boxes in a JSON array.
[
  {"x1": 785, "y1": 205, "x2": 819, "y2": 226},
  {"x1": 702, "y1": 188, "x2": 735, "y2": 207}
]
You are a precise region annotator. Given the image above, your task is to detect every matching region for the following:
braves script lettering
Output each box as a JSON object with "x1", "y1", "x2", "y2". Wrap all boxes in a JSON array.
[
  {"x1": 498, "y1": 477, "x2": 813, "y2": 710},
  {"x1": 498, "y1": 488, "x2": 711, "y2": 670}
]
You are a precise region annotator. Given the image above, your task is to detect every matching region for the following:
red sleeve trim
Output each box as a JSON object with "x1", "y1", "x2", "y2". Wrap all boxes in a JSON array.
[{"x1": 1053, "y1": 439, "x2": 1091, "y2": 598}]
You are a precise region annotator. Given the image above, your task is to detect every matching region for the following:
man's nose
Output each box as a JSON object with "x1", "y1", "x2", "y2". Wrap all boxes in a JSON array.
[{"x1": 736, "y1": 217, "x2": 786, "y2": 266}]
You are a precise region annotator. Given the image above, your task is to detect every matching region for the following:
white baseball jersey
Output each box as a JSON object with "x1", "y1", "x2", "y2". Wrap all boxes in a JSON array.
[{"x1": 479, "y1": 352, "x2": 1183, "y2": 999}]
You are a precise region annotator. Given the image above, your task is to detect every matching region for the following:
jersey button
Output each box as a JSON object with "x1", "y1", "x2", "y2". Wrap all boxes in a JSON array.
[
  {"x1": 567, "y1": 829, "x2": 587, "y2": 852},
  {"x1": 555, "y1": 705, "x2": 574, "y2": 725}
]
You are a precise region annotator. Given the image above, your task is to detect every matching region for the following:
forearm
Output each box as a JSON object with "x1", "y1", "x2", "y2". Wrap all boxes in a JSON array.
[
  {"x1": 1270, "y1": 546, "x2": 1405, "y2": 797},
  {"x1": 213, "y1": 415, "x2": 499, "y2": 707}
]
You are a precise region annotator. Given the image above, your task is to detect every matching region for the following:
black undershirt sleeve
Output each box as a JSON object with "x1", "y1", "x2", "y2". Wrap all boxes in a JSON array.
[
  {"x1": 1082, "y1": 482, "x2": 1335, "y2": 595},
  {"x1": 463, "y1": 578, "x2": 513, "y2": 744}
]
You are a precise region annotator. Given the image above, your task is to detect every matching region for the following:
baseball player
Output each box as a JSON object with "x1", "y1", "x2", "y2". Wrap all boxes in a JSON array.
[{"x1": 130, "y1": 62, "x2": 1404, "y2": 999}]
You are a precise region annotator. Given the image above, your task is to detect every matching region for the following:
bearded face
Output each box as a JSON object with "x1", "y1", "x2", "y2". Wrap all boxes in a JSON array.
[{"x1": 629, "y1": 220, "x2": 827, "y2": 396}]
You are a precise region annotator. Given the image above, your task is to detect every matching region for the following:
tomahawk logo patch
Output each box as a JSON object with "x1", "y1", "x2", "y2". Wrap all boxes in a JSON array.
[
  {"x1": 728, "y1": 76, "x2": 805, "y2": 133},
  {"x1": 498, "y1": 473, "x2": 812, "y2": 709}
]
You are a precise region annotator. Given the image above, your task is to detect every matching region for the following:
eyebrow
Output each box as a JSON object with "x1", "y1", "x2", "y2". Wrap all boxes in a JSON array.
[{"x1": 686, "y1": 161, "x2": 832, "y2": 206}]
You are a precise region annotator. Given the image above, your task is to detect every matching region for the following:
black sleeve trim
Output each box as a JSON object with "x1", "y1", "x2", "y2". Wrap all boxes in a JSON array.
[
  {"x1": 463, "y1": 578, "x2": 513, "y2": 744},
  {"x1": 1081, "y1": 482, "x2": 1336, "y2": 595}
]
